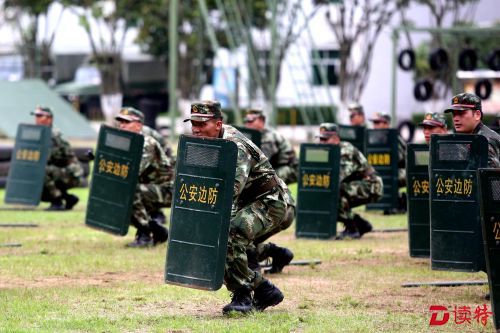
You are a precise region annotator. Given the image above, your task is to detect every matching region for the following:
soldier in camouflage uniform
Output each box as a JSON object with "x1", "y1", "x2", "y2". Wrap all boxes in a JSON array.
[
  {"x1": 417, "y1": 112, "x2": 448, "y2": 144},
  {"x1": 244, "y1": 109, "x2": 298, "y2": 185},
  {"x1": 348, "y1": 103, "x2": 366, "y2": 127},
  {"x1": 115, "y1": 108, "x2": 173, "y2": 248},
  {"x1": 370, "y1": 112, "x2": 407, "y2": 213},
  {"x1": 32, "y1": 107, "x2": 83, "y2": 211},
  {"x1": 243, "y1": 108, "x2": 296, "y2": 273},
  {"x1": 185, "y1": 100, "x2": 296, "y2": 314},
  {"x1": 444, "y1": 92, "x2": 500, "y2": 168},
  {"x1": 318, "y1": 123, "x2": 383, "y2": 239},
  {"x1": 121, "y1": 107, "x2": 176, "y2": 225}
]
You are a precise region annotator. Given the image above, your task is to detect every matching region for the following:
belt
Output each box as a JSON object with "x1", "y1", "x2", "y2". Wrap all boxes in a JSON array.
[{"x1": 237, "y1": 174, "x2": 279, "y2": 207}]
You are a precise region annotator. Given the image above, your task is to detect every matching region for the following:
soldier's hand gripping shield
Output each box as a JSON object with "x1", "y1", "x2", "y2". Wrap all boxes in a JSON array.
[
  {"x1": 338, "y1": 125, "x2": 366, "y2": 155},
  {"x1": 406, "y1": 144, "x2": 430, "y2": 258},
  {"x1": 295, "y1": 143, "x2": 340, "y2": 239},
  {"x1": 478, "y1": 168, "x2": 500, "y2": 331},
  {"x1": 365, "y1": 129, "x2": 399, "y2": 211},
  {"x1": 85, "y1": 125, "x2": 144, "y2": 236},
  {"x1": 234, "y1": 126, "x2": 262, "y2": 148},
  {"x1": 165, "y1": 135, "x2": 237, "y2": 291},
  {"x1": 430, "y1": 134, "x2": 488, "y2": 272},
  {"x1": 5, "y1": 124, "x2": 52, "y2": 206}
]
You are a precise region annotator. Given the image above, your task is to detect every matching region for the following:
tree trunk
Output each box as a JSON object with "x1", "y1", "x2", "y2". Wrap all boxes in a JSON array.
[{"x1": 97, "y1": 53, "x2": 122, "y2": 124}]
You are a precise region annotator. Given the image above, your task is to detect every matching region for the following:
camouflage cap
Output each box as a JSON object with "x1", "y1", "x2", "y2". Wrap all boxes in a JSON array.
[
  {"x1": 317, "y1": 123, "x2": 339, "y2": 139},
  {"x1": 418, "y1": 112, "x2": 447, "y2": 128},
  {"x1": 369, "y1": 112, "x2": 391, "y2": 123},
  {"x1": 348, "y1": 102, "x2": 364, "y2": 114},
  {"x1": 115, "y1": 107, "x2": 144, "y2": 123},
  {"x1": 31, "y1": 106, "x2": 53, "y2": 117},
  {"x1": 444, "y1": 92, "x2": 482, "y2": 113},
  {"x1": 184, "y1": 100, "x2": 223, "y2": 122},
  {"x1": 244, "y1": 108, "x2": 265, "y2": 123}
]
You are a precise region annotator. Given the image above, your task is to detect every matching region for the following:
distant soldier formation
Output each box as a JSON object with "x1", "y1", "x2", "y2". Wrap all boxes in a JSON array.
[{"x1": 4, "y1": 91, "x2": 500, "y2": 317}]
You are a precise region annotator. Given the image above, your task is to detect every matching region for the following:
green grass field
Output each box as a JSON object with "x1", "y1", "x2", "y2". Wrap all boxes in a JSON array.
[{"x1": 0, "y1": 186, "x2": 494, "y2": 332}]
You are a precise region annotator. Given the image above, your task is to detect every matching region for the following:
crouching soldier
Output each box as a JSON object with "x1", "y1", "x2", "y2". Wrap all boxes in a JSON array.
[
  {"x1": 318, "y1": 123, "x2": 383, "y2": 239},
  {"x1": 185, "y1": 100, "x2": 295, "y2": 314},
  {"x1": 115, "y1": 107, "x2": 173, "y2": 247},
  {"x1": 32, "y1": 106, "x2": 83, "y2": 210}
]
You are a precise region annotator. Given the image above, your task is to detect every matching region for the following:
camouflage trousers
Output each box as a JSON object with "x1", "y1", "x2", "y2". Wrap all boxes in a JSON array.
[
  {"x1": 338, "y1": 175, "x2": 383, "y2": 221},
  {"x1": 276, "y1": 165, "x2": 298, "y2": 185},
  {"x1": 131, "y1": 183, "x2": 172, "y2": 228},
  {"x1": 41, "y1": 162, "x2": 83, "y2": 202},
  {"x1": 224, "y1": 191, "x2": 293, "y2": 292}
]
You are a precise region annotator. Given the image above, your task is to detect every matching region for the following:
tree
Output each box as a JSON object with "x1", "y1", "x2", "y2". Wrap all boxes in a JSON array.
[
  {"x1": 64, "y1": 0, "x2": 142, "y2": 123},
  {"x1": 2, "y1": 0, "x2": 62, "y2": 81},
  {"x1": 325, "y1": 0, "x2": 409, "y2": 106}
]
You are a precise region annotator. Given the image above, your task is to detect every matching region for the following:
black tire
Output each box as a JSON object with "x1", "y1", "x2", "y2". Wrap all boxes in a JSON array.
[
  {"x1": 475, "y1": 79, "x2": 492, "y2": 100},
  {"x1": 397, "y1": 120, "x2": 415, "y2": 143},
  {"x1": 487, "y1": 49, "x2": 500, "y2": 71},
  {"x1": 429, "y1": 48, "x2": 449, "y2": 71},
  {"x1": 413, "y1": 80, "x2": 433, "y2": 101},
  {"x1": 458, "y1": 48, "x2": 477, "y2": 71},
  {"x1": 0, "y1": 146, "x2": 12, "y2": 162},
  {"x1": 398, "y1": 49, "x2": 415, "y2": 71}
]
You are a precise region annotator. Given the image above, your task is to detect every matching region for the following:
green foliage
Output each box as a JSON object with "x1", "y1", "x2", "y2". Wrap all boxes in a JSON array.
[
  {"x1": 224, "y1": 106, "x2": 337, "y2": 126},
  {"x1": 3, "y1": 0, "x2": 53, "y2": 16}
]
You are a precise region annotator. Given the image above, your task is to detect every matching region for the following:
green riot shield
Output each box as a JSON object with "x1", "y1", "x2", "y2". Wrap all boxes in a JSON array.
[
  {"x1": 5, "y1": 124, "x2": 51, "y2": 206},
  {"x1": 296, "y1": 143, "x2": 340, "y2": 239},
  {"x1": 478, "y1": 168, "x2": 500, "y2": 331},
  {"x1": 165, "y1": 135, "x2": 237, "y2": 290},
  {"x1": 234, "y1": 126, "x2": 262, "y2": 148},
  {"x1": 406, "y1": 144, "x2": 430, "y2": 258},
  {"x1": 430, "y1": 134, "x2": 488, "y2": 272},
  {"x1": 85, "y1": 125, "x2": 144, "y2": 236},
  {"x1": 338, "y1": 125, "x2": 366, "y2": 155},
  {"x1": 365, "y1": 129, "x2": 399, "y2": 211}
]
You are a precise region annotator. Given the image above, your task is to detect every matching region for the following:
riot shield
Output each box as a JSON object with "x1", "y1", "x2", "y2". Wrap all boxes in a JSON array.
[
  {"x1": 85, "y1": 125, "x2": 144, "y2": 236},
  {"x1": 365, "y1": 129, "x2": 399, "y2": 211},
  {"x1": 234, "y1": 126, "x2": 262, "y2": 148},
  {"x1": 478, "y1": 168, "x2": 500, "y2": 331},
  {"x1": 406, "y1": 144, "x2": 430, "y2": 258},
  {"x1": 165, "y1": 135, "x2": 237, "y2": 290},
  {"x1": 5, "y1": 124, "x2": 51, "y2": 206},
  {"x1": 338, "y1": 125, "x2": 366, "y2": 155},
  {"x1": 295, "y1": 143, "x2": 340, "y2": 239},
  {"x1": 430, "y1": 134, "x2": 488, "y2": 272}
]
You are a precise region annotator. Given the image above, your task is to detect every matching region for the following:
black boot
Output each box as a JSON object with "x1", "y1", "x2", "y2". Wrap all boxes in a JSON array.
[
  {"x1": 354, "y1": 214, "x2": 373, "y2": 237},
  {"x1": 45, "y1": 197, "x2": 65, "y2": 211},
  {"x1": 253, "y1": 280, "x2": 284, "y2": 311},
  {"x1": 126, "y1": 227, "x2": 153, "y2": 248},
  {"x1": 246, "y1": 247, "x2": 262, "y2": 273},
  {"x1": 222, "y1": 287, "x2": 254, "y2": 314},
  {"x1": 148, "y1": 219, "x2": 169, "y2": 245},
  {"x1": 337, "y1": 220, "x2": 361, "y2": 240},
  {"x1": 64, "y1": 194, "x2": 79, "y2": 210},
  {"x1": 267, "y1": 243, "x2": 293, "y2": 274}
]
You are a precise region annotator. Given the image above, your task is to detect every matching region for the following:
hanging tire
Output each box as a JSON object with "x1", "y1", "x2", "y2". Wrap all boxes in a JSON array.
[
  {"x1": 429, "y1": 48, "x2": 449, "y2": 71},
  {"x1": 487, "y1": 49, "x2": 500, "y2": 71},
  {"x1": 413, "y1": 80, "x2": 433, "y2": 101},
  {"x1": 458, "y1": 48, "x2": 477, "y2": 71},
  {"x1": 397, "y1": 120, "x2": 415, "y2": 143},
  {"x1": 475, "y1": 79, "x2": 492, "y2": 99},
  {"x1": 398, "y1": 49, "x2": 415, "y2": 71}
]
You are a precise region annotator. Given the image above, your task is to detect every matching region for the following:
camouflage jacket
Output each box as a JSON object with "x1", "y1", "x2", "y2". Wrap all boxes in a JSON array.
[
  {"x1": 260, "y1": 128, "x2": 298, "y2": 184},
  {"x1": 48, "y1": 129, "x2": 78, "y2": 168},
  {"x1": 339, "y1": 141, "x2": 378, "y2": 183},
  {"x1": 221, "y1": 125, "x2": 295, "y2": 213},
  {"x1": 142, "y1": 125, "x2": 175, "y2": 163},
  {"x1": 473, "y1": 122, "x2": 500, "y2": 168},
  {"x1": 139, "y1": 135, "x2": 174, "y2": 185}
]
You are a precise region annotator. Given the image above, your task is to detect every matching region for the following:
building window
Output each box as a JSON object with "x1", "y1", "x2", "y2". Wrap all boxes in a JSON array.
[{"x1": 311, "y1": 49, "x2": 339, "y2": 86}]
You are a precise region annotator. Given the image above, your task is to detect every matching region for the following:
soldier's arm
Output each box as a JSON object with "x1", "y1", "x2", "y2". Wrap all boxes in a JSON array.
[{"x1": 232, "y1": 142, "x2": 252, "y2": 199}]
